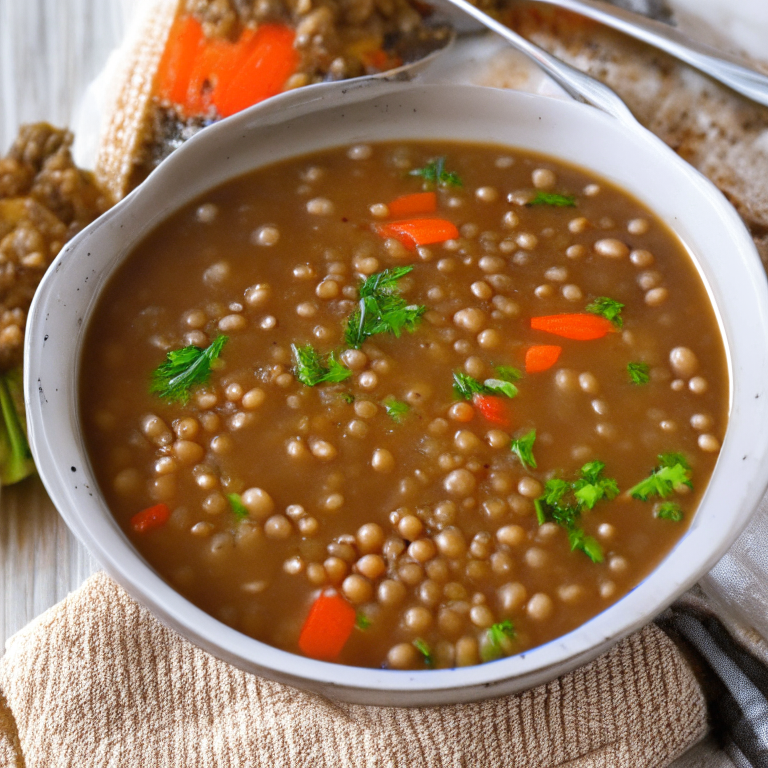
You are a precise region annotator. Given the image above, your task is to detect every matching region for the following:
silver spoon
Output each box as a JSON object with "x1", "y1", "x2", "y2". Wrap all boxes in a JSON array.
[
  {"x1": 435, "y1": 0, "x2": 640, "y2": 123},
  {"x1": 521, "y1": 0, "x2": 768, "y2": 108}
]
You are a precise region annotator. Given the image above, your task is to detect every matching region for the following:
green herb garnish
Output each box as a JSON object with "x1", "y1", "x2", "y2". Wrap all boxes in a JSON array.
[
  {"x1": 629, "y1": 453, "x2": 692, "y2": 501},
  {"x1": 510, "y1": 429, "x2": 537, "y2": 469},
  {"x1": 495, "y1": 366, "x2": 523, "y2": 383},
  {"x1": 150, "y1": 334, "x2": 228, "y2": 404},
  {"x1": 345, "y1": 266, "x2": 426, "y2": 349},
  {"x1": 533, "y1": 462, "x2": 618, "y2": 564},
  {"x1": 227, "y1": 493, "x2": 249, "y2": 520},
  {"x1": 452, "y1": 372, "x2": 518, "y2": 400},
  {"x1": 586, "y1": 297, "x2": 624, "y2": 328},
  {"x1": 453, "y1": 372, "x2": 486, "y2": 399},
  {"x1": 627, "y1": 362, "x2": 650, "y2": 385},
  {"x1": 572, "y1": 461, "x2": 620, "y2": 510},
  {"x1": 567, "y1": 527, "x2": 605, "y2": 564},
  {"x1": 528, "y1": 191, "x2": 576, "y2": 207},
  {"x1": 292, "y1": 344, "x2": 352, "y2": 387},
  {"x1": 656, "y1": 501, "x2": 684, "y2": 522},
  {"x1": 384, "y1": 398, "x2": 410, "y2": 423},
  {"x1": 413, "y1": 638, "x2": 434, "y2": 667},
  {"x1": 409, "y1": 156, "x2": 463, "y2": 188},
  {"x1": 481, "y1": 620, "x2": 517, "y2": 662},
  {"x1": 356, "y1": 613, "x2": 372, "y2": 630},
  {"x1": 483, "y1": 379, "x2": 518, "y2": 398},
  {"x1": 339, "y1": 392, "x2": 356, "y2": 404}
]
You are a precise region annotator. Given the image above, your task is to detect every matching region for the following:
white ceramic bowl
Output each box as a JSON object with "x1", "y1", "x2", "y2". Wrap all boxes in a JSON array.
[{"x1": 25, "y1": 79, "x2": 768, "y2": 706}]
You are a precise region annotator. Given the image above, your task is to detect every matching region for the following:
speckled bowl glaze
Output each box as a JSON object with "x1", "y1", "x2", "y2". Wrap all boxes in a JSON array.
[{"x1": 25, "y1": 79, "x2": 768, "y2": 706}]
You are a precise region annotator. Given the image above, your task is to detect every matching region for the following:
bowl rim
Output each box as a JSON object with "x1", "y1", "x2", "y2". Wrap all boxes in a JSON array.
[{"x1": 25, "y1": 77, "x2": 768, "y2": 705}]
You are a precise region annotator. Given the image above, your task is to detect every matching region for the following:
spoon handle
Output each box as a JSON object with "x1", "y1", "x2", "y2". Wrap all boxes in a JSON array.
[
  {"x1": 531, "y1": 0, "x2": 768, "y2": 108},
  {"x1": 444, "y1": 0, "x2": 639, "y2": 123}
]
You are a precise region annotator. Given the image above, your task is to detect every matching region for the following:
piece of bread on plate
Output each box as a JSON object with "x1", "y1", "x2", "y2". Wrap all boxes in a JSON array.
[{"x1": 94, "y1": 0, "x2": 448, "y2": 200}]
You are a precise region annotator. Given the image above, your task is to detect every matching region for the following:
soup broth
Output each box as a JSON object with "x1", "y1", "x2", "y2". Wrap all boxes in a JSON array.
[{"x1": 80, "y1": 141, "x2": 727, "y2": 669}]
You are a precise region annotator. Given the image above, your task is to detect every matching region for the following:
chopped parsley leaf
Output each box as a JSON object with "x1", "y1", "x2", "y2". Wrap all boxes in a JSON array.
[
  {"x1": 567, "y1": 527, "x2": 604, "y2": 563},
  {"x1": 292, "y1": 344, "x2": 352, "y2": 387},
  {"x1": 528, "y1": 191, "x2": 576, "y2": 207},
  {"x1": 542, "y1": 478, "x2": 571, "y2": 507},
  {"x1": 488, "y1": 619, "x2": 516, "y2": 645},
  {"x1": 627, "y1": 362, "x2": 650, "y2": 385},
  {"x1": 572, "y1": 461, "x2": 619, "y2": 510},
  {"x1": 660, "y1": 452, "x2": 691, "y2": 470},
  {"x1": 483, "y1": 378, "x2": 518, "y2": 398},
  {"x1": 481, "y1": 620, "x2": 517, "y2": 662},
  {"x1": 453, "y1": 372, "x2": 518, "y2": 401},
  {"x1": 345, "y1": 266, "x2": 426, "y2": 349},
  {"x1": 227, "y1": 493, "x2": 249, "y2": 520},
  {"x1": 409, "y1": 156, "x2": 463, "y2": 189},
  {"x1": 629, "y1": 453, "x2": 692, "y2": 501},
  {"x1": 356, "y1": 613, "x2": 372, "y2": 630},
  {"x1": 586, "y1": 296, "x2": 624, "y2": 328},
  {"x1": 150, "y1": 334, "x2": 228, "y2": 404},
  {"x1": 495, "y1": 365, "x2": 523, "y2": 383},
  {"x1": 511, "y1": 429, "x2": 537, "y2": 469},
  {"x1": 384, "y1": 398, "x2": 410, "y2": 422},
  {"x1": 533, "y1": 462, "x2": 617, "y2": 563},
  {"x1": 413, "y1": 638, "x2": 434, "y2": 667},
  {"x1": 655, "y1": 501, "x2": 684, "y2": 522},
  {"x1": 453, "y1": 372, "x2": 486, "y2": 399},
  {"x1": 339, "y1": 392, "x2": 356, "y2": 404}
]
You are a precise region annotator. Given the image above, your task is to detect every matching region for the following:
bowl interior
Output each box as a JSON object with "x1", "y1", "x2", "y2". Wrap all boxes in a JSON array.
[{"x1": 25, "y1": 79, "x2": 768, "y2": 705}]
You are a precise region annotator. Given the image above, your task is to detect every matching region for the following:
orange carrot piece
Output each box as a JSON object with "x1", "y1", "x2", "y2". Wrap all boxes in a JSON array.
[
  {"x1": 298, "y1": 590, "x2": 357, "y2": 661},
  {"x1": 530, "y1": 313, "x2": 616, "y2": 340},
  {"x1": 525, "y1": 344, "x2": 562, "y2": 373},
  {"x1": 156, "y1": 16, "x2": 206, "y2": 111},
  {"x1": 214, "y1": 24, "x2": 298, "y2": 118},
  {"x1": 186, "y1": 28, "x2": 258, "y2": 115},
  {"x1": 130, "y1": 503, "x2": 171, "y2": 534},
  {"x1": 363, "y1": 48, "x2": 402, "y2": 72},
  {"x1": 473, "y1": 394, "x2": 512, "y2": 428},
  {"x1": 388, "y1": 192, "x2": 437, "y2": 218},
  {"x1": 375, "y1": 218, "x2": 459, "y2": 250}
]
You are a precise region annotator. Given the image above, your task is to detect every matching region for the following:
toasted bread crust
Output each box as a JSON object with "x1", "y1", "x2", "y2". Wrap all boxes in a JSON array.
[{"x1": 95, "y1": 0, "x2": 182, "y2": 201}]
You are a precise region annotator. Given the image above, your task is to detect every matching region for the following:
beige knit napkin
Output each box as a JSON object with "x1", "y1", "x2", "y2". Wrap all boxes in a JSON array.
[{"x1": 0, "y1": 573, "x2": 706, "y2": 768}]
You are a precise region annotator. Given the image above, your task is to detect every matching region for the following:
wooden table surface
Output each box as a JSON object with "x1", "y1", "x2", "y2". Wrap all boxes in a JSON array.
[{"x1": 0, "y1": 0, "x2": 127, "y2": 645}]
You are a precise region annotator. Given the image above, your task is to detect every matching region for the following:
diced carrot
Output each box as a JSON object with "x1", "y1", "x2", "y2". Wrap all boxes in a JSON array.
[
  {"x1": 530, "y1": 313, "x2": 616, "y2": 340},
  {"x1": 388, "y1": 192, "x2": 437, "y2": 218},
  {"x1": 156, "y1": 16, "x2": 206, "y2": 111},
  {"x1": 298, "y1": 590, "x2": 356, "y2": 661},
  {"x1": 185, "y1": 27, "x2": 258, "y2": 115},
  {"x1": 214, "y1": 24, "x2": 299, "y2": 118},
  {"x1": 130, "y1": 503, "x2": 171, "y2": 534},
  {"x1": 363, "y1": 47, "x2": 402, "y2": 72},
  {"x1": 525, "y1": 344, "x2": 562, "y2": 373},
  {"x1": 375, "y1": 218, "x2": 459, "y2": 250},
  {"x1": 473, "y1": 394, "x2": 512, "y2": 428}
]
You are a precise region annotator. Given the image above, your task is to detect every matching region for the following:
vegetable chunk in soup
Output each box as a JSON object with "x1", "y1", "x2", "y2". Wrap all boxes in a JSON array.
[{"x1": 80, "y1": 141, "x2": 727, "y2": 670}]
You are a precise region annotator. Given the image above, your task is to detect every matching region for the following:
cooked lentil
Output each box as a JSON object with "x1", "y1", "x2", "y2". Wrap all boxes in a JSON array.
[{"x1": 81, "y1": 141, "x2": 727, "y2": 670}]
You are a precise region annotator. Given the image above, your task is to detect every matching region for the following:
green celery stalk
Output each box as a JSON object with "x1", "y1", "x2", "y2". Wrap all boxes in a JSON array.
[{"x1": 0, "y1": 367, "x2": 35, "y2": 485}]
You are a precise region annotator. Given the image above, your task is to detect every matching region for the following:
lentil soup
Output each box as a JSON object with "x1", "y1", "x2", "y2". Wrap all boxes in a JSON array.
[{"x1": 80, "y1": 141, "x2": 727, "y2": 670}]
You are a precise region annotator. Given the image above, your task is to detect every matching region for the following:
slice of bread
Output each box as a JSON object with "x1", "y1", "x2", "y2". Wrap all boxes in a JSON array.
[
  {"x1": 95, "y1": 0, "x2": 181, "y2": 202},
  {"x1": 93, "y1": 0, "x2": 447, "y2": 201}
]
